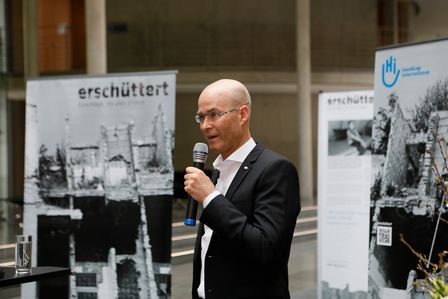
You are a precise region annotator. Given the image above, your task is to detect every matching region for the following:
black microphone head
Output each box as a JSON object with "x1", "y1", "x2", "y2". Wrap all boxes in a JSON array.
[{"x1": 193, "y1": 142, "x2": 208, "y2": 163}]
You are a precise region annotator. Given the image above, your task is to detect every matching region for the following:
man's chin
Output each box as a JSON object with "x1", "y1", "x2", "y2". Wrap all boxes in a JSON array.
[{"x1": 206, "y1": 139, "x2": 221, "y2": 152}]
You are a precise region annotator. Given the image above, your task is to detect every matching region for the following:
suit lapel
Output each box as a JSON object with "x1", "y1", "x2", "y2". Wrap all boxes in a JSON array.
[{"x1": 225, "y1": 143, "x2": 264, "y2": 201}]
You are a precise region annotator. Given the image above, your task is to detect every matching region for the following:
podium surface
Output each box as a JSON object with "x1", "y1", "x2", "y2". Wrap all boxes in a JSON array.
[{"x1": 0, "y1": 266, "x2": 70, "y2": 287}]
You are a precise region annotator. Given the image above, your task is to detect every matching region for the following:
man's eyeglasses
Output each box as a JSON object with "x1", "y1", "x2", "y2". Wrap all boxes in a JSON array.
[{"x1": 194, "y1": 107, "x2": 240, "y2": 124}]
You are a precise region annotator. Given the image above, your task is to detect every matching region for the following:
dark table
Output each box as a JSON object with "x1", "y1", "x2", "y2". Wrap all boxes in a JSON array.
[{"x1": 0, "y1": 266, "x2": 71, "y2": 287}]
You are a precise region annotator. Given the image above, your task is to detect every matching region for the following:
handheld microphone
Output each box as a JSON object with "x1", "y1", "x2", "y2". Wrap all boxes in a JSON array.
[{"x1": 184, "y1": 143, "x2": 208, "y2": 226}]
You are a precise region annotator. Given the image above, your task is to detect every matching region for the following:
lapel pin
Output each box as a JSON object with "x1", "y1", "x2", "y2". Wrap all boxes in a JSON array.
[{"x1": 243, "y1": 166, "x2": 248, "y2": 170}]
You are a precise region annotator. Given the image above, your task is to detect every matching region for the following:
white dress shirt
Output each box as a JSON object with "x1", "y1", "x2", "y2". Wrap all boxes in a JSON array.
[{"x1": 197, "y1": 138, "x2": 256, "y2": 298}]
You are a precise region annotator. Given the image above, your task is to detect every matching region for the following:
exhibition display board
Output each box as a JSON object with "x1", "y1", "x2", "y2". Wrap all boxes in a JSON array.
[
  {"x1": 317, "y1": 90, "x2": 373, "y2": 299},
  {"x1": 23, "y1": 71, "x2": 176, "y2": 299},
  {"x1": 369, "y1": 38, "x2": 448, "y2": 298}
]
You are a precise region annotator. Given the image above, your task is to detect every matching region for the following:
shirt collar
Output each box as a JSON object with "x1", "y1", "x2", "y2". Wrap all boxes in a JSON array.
[{"x1": 213, "y1": 138, "x2": 256, "y2": 169}]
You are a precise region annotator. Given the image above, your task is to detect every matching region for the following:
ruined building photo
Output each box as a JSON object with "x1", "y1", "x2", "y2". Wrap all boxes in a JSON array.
[
  {"x1": 24, "y1": 104, "x2": 173, "y2": 299},
  {"x1": 369, "y1": 102, "x2": 448, "y2": 298}
]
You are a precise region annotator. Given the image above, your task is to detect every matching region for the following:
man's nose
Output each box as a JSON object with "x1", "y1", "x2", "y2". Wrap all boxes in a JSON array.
[{"x1": 201, "y1": 116, "x2": 213, "y2": 129}]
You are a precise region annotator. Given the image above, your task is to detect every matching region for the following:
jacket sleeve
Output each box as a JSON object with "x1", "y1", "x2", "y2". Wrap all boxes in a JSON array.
[{"x1": 200, "y1": 158, "x2": 301, "y2": 264}]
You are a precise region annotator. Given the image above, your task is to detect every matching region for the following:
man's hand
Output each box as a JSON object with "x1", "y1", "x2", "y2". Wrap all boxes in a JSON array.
[{"x1": 184, "y1": 167, "x2": 216, "y2": 204}]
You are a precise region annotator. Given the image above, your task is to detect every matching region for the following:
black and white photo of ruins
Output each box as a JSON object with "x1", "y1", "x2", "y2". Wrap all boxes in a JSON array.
[
  {"x1": 369, "y1": 80, "x2": 448, "y2": 299},
  {"x1": 23, "y1": 75, "x2": 175, "y2": 299}
]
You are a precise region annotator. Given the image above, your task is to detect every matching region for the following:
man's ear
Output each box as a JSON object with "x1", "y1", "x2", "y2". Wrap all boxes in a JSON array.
[{"x1": 240, "y1": 105, "x2": 250, "y2": 124}]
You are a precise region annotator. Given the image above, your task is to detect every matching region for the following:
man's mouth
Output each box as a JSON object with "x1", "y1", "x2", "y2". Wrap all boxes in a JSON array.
[{"x1": 207, "y1": 135, "x2": 218, "y2": 141}]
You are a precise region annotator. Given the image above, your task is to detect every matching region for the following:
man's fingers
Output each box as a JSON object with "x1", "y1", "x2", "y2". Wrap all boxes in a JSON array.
[
  {"x1": 184, "y1": 172, "x2": 198, "y2": 181},
  {"x1": 185, "y1": 166, "x2": 199, "y2": 174}
]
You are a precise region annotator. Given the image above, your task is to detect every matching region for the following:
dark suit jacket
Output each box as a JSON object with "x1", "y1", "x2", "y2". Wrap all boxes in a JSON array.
[{"x1": 192, "y1": 143, "x2": 301, "y2": 299}]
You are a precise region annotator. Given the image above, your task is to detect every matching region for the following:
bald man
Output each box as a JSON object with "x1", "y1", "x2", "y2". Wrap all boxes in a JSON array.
[{"x1": 184, "y1": 79, "x2": 301, "y2": 299}]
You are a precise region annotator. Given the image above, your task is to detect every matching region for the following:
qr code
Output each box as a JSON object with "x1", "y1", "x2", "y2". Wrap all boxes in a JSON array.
[{"x1": 377, "y1": 226, "x2": 392, "y2": 246}]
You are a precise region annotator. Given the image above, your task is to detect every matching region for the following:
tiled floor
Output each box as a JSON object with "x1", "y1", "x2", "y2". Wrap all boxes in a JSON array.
[{"x1": 288, "y1": 237, "x2": 318, "y2": 297}]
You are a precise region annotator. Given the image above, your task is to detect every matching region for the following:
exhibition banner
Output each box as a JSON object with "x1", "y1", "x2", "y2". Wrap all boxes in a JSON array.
[
  {"x1": 370, "y1": 38, "x2": 448, "y2": 298},
  {"x1": 23, "y1": 71, "x2": 176, "y2": 299},
  {"x1": 317, "y1": 90, "x2": 373, "y2": 299}
]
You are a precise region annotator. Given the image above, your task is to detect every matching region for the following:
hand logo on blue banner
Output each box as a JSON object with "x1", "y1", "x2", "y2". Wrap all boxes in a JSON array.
[{"x1": 382, "y1": 56, "x2": 400, "y2": 88}]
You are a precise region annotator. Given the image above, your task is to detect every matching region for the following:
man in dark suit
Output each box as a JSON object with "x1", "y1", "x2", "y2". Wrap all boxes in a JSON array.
[{"x1": 184, "y1": 79, "x2": 301, "y2": 299}]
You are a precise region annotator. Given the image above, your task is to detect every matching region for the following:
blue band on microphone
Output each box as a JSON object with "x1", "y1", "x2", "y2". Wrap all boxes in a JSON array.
[{"x1": 184, "y1": 218, "x2": 196, "y2": 226}]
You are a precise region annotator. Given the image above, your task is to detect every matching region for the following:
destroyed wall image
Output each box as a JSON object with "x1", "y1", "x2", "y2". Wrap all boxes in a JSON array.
[
  {"x1": 380, "y1": 104, "x2": 412, "y2": 194},
  {"x1": 321, "y1": 281, "x2": 368, "y2": 299},
  {"x1": 369, "y1": 102, "x2": 448, "y2": 298},
  {"x1": 70, "y1": 145, "x2": 103, "y2": 191},
  {"x1": 25, "y1": 104, "x2": 173, "y2": 299}
]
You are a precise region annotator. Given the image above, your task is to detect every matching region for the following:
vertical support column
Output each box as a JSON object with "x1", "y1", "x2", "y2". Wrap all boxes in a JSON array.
[
  {"x1": 296, "y1": 0, "x2": 314, "y2": 206},
  {"x1": 0, "y1": 75, "x2": 7, "y2": 243},
  {"x1": 23, "y1": 0, "x2": 38, "y2": 78},
  {"x1": 0, "y1": 77, "x2": 6, "y2": 192},
  {"x1": 20, "y1": 3, "x2": 36, "y2": 224},
  {"x1": 0, "y1": 0, "x2": 7, "y2": 205},
  {"x1": 85, "y1": 0, "x2": 107, "y2": 74},
  {"x1": 393, "y1": 0, "x2": 399, "y2": 44}
]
